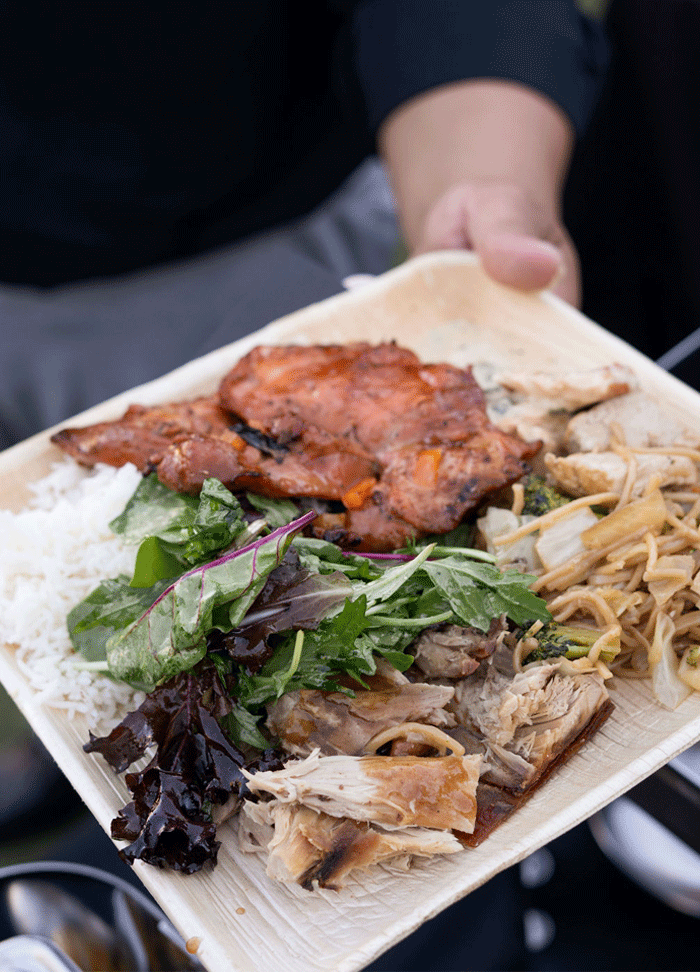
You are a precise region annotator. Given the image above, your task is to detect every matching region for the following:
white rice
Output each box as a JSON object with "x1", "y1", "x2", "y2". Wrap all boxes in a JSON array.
[{"x1": 0, "y1": 460, "x2": 146, "y2": 730}]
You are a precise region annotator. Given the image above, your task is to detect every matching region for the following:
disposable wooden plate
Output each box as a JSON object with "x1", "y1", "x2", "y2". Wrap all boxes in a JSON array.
[{"x1": 2, "y1": 251, "x2": 700, "y2": 972}]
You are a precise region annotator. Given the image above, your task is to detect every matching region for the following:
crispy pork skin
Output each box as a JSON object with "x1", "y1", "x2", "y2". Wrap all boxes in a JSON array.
[
  {"x1": 266, "y1": 682, "x2": 455, "y2": 757},
  {"x1": 239, "y1": 802, "x2": 462, "y2": 889},
  {"x1": 244, "y1": 750, "x2": 481, "y2": 832}
]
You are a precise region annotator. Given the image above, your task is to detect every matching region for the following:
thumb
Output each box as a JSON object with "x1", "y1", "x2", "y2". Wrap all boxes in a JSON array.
[
  {"x1": 417, "y1": 182, "x2": 579, "y2": 304},
  {"x1": 464, "y1": 184, "x2": 563, "y2": 292},
  {"x1": 478, "y1": 232, "x2": 562, "y2": 292}
]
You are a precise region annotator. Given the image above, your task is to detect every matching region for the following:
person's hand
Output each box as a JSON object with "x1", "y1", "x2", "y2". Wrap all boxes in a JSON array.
[
  {"x1": 379, "y1": 80, "x2": 580, "y2": 306},
  {"x1": 416, "y1": 179, "x2": 580, "y2": 306}
]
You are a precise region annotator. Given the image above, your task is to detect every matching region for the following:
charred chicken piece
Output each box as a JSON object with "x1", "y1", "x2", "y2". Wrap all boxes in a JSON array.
[
  {"x1": 156, "y1": 428, "x2": 379, "y2": 498},
  {"x1": 51, "y1": 342, "x2": 540, "y2": 550},
  {"x1": 51, "y1": 396, "x2": 231, "y2": 471},
  {"x1": 220, "y1": 343, "x2": 540, "y2": 543}
]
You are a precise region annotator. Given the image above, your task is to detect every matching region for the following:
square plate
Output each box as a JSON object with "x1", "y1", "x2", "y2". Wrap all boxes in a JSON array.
[{"x1": 3, "y1": 251, "x2": 700, "y2": 972}]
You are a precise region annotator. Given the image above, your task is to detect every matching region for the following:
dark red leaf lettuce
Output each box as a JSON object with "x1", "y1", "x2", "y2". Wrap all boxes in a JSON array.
[{"x1": 84, "y1": 661, "x2": 281, "y2": 873}]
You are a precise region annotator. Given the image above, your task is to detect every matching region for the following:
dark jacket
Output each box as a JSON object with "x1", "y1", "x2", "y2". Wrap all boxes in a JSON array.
[{"x1": 0, "y1": 1, "x2": 607, "y2": 285}]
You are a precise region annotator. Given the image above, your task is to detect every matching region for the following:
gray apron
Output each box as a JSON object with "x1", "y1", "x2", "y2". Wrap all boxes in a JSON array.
[{"x1": 0, "y1": 158, "x2": 399, "y2": 450}]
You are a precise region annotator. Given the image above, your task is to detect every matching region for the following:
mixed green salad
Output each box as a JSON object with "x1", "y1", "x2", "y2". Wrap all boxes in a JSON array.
[{"x1": 72, "y1": 474, "x2": 552, "y2": 872}]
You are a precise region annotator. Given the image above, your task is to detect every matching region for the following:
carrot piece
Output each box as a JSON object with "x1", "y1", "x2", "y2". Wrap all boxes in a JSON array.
[
  {"x1": 342, "y1": 477, "x2": 378, "y2": 510},
  {"x1": 414, "y1": 449, "x2": 442, "y2": 488}
]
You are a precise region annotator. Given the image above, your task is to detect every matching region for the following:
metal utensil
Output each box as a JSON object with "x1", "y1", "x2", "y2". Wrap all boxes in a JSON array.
[
  {"x1": 4, "y1": 880, "x2": 137, "y2": 972},
  {"x1": 112, "y1": 889, "x2": 204, "y2": 971}
]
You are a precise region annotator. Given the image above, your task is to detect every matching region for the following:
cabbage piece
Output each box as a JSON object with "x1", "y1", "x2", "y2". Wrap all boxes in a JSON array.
[
  {"x1": 648, "y1": 613, "x2": 692, "y2": 710},
  {"x1": 534, "y1": 508, "x2": 599, "y2": 572},
  {"x1": 477, "y1": 507, "x2": 541, "y2": 572}
]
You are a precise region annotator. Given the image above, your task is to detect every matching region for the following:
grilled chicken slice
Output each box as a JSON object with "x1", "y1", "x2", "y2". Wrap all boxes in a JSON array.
[
  {"x1": 267, "y1": 682, "x2": 455, "y2": 758},
  {"x1": 565, "y1": 390, "x2": 700, "y2": 453},
  {"x1": 244, "y1": 749, "x2": 481, "y2": 831},
  {"x1": 545, "y1": 450, "x2": 697, "y2": 498},
  {"x1": 50, "y1": 396, "x2": 231, "y2": 470},
  {"x1": 487, "y1": 364, "x2": 636, "y2": 454},
  {"x1": 496, "y1": 364, "x2": 635, "y2": 411},
  {"x1": 450, "y1": 661, "x2": 612, "y2": 793},
  {"x1": 239, "y1": 802, "x2": 462, "y2": 889},
  {"x1": 220, "y1": 343, "x2": 540, "y2": 537}
]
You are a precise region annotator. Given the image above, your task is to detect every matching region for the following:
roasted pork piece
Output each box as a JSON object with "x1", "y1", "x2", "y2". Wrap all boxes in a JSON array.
[
  {"x1": 409, "y1": 618, "x2": 505, "y2": 679},
  {"x1": 266, "y1": 681, "x2": 455, "y2": 757},
  {"x1": 51, "y1": 342, "x2": 540, "y2": 550},
  {"x1": 240, "y1": 748, "x2": 481, "y2": 887},
  {"x1": 244, "y1": 750, "x2": 481, "y2": 831},
  {"x1": 239, "y1": 802, "x2": 463, "y2": 890},
  {"x1": 449, "y1": 657, "x2": 613, "y2": 793}
]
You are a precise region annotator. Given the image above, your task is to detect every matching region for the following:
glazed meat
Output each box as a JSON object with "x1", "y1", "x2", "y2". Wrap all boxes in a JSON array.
[
  {"x1": 243, "y1": 749, "x2": 482, "y2": 832},
  {"x1": 220, "y1": 343, "x2": 539, "y2": 544},
  {"x1": 51, "y1": 342, "x2": 540, "y2": 549},
  {"x1": 266, "y1": 681, "x2": 455, "y2": 757},
  {"x1": 51, "y1": 396, "x2": 231, "y2": 471}
]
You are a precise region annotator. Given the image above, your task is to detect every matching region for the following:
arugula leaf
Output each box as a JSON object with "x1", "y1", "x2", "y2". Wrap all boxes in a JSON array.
[
  {"x1": 349, "y1": 543, "x2": 436, "y2": 607},
  {"x1": 210, "y1": 550, "x2": 353, "y2": 672},
  {"x1": 293, "y1": 537, "x2": 383, "y2": 580},
  {"x1": 106, "y1": 511, "x2": 315, "y2": 691},
  {"x1": 237, "y1": 597, "x2": 374, "y2": 708},
  {"x1": 420, "y1": 557, "x2": 551, "y2": 630}
]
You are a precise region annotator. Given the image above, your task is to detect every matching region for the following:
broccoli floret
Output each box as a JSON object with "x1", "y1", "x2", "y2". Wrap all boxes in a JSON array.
[
  {"x1": 685, "y1": 645, "x2": 700, "y2": 668},
  {"x1": 524, "y1": 622, "x2": 620, "y2": 665},
  {"x1": 521, "y1": 475, "x2": 570, "y2": 517}
]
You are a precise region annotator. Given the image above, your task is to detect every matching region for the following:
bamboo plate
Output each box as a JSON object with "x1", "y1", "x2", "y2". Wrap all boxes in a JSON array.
[{"x1": 3, "y1": 251, "x2": 700, "y2": 972}]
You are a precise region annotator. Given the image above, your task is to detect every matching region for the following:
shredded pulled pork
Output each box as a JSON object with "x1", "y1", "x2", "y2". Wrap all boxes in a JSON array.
[
  {"x1": 244, "y1": 750, "x2": 481, "y2": 832},
  {"x1": 450, "y1": 660, "x2": 612, "y2": 793}
]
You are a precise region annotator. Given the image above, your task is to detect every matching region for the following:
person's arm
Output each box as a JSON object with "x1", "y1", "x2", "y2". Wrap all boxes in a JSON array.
[
  {"x1": 378, "y1": 79, "x2": 580, "y2": 304},
  {"x1": 352, "y1": 0, "x2": 609, "y2": 305}
]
